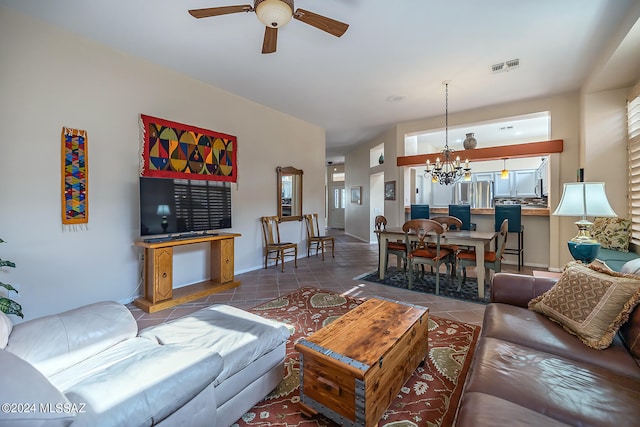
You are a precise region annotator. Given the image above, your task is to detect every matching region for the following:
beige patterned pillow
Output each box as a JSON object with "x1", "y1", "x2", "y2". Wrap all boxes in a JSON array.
[
  {"x1": 590, "y1": 217, "x2": 631, "y2": 252},
  {"x1": 529, "y1": 262, "x2": 640, "y2": 349}
]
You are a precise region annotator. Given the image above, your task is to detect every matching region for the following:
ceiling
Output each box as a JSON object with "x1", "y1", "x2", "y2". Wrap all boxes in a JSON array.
[{"x1": 3, "y1": 0, "x2": 640, "y2": 164}]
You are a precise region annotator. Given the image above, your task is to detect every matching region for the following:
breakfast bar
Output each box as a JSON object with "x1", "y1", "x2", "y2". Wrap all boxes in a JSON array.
[{"x1": 404, "y1": 206, "x2": 551, "y2": 269}]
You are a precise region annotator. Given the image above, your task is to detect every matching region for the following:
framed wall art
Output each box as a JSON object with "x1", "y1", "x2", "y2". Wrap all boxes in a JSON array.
[
  {"x1": 351, "y1": 186, "x2": 362, "y2": 204},
  {"x1": 384, "y1": 181, "x2": 396, "y2": 201}
]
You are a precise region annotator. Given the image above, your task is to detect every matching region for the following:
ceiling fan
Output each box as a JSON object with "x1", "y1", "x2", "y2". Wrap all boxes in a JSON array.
[{"x1": 188, "y1": 0, "x2": 349, "y2": 54}]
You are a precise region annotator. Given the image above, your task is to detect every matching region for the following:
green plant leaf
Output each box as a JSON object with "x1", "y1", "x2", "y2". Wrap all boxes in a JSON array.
[
  {"x1": 0, "y1": 282, "x2": 18, "y2": 294},
  {"x1": 0, "y1": 259, "x2": 16, "y2": 268},
  {"x1": 0, "y1": 297, "x2": 23, "y2": 318}
]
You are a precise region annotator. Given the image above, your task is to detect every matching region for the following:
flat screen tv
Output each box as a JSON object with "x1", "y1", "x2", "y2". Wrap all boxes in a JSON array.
[{"x1": 139, "y1": 177, "x2": 231, "y2": 237}]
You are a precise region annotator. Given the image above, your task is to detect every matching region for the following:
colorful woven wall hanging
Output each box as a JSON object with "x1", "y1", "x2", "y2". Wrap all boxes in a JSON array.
[
  {"x1": 61, "y1": 127, "x2": 88, "y2": 229},
  {"x1": 139, "y1": 114, "x2": 237, "y2": 182}
]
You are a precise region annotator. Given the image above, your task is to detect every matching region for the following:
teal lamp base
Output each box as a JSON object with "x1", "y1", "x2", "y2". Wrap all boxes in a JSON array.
[{"x1": 567, "y1": 241, "x2": 600, "y2": 264}]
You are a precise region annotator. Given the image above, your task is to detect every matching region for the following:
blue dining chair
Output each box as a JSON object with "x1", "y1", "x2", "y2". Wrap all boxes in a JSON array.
[
  {"x1": 410, "y1": 204, "x2": 430, "y2": 219},
  {"x1": 494, "y1": 205, "x2": 524, "y2": 270},
  {"x1": 448, "y1": 204, "x2": 476, "y2": 231}
]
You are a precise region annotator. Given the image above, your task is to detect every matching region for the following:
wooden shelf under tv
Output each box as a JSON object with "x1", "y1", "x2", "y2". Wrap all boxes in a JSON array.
[{"x1": 133, "y1": 233, "x2": 241, "y2": 313}]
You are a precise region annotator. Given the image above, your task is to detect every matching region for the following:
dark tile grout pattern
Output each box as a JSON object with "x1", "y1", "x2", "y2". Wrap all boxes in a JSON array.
[{"x1": 127, "y1": 230, "x2": 535, "y2": 330}]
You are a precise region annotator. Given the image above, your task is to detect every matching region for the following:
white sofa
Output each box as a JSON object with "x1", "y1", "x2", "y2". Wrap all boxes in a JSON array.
[{"x1": 0, "y1": 301, "x2": 290, "y2": 427}]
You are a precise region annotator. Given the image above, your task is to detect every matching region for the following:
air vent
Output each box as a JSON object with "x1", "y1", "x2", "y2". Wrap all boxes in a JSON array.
[
  {"x1": 506, "y1": 58, "x2": 520, "y2": 69},
  {"x1": 491, "y1": 58, "x2": 520, "y2": 74},
  {"x1": 491, "y1": 63, "x2": 505, "y2": 73}
]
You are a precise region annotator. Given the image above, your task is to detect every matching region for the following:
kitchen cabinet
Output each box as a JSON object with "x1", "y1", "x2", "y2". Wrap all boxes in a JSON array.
[
  {"x1": 493, "y1": 172, "x2": 512, "y2": 197},
  {"x1": 514, "y1": 170, "x2": 538, "y2": 197},
  {"x1": 536, "y1": 159, "x2": 549, "y2": 196},
  {"x1": 474, "y1": 172, "x2": 494, "y2": 182}
]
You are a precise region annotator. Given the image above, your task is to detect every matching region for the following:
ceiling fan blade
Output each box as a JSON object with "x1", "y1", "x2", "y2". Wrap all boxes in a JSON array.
[
  {"x1": 293, "y1": 9, "x2": 349, "y2": 37},
  {"x1": 188, "y1": 5, "x2": 252, "y2": 19},
  {"x1": 262, "y1": 26, "x2": 278, "y2": 54}
]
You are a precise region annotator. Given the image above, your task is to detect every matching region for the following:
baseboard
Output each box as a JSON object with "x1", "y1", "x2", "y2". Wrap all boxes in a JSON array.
[{"x1": 344, "y1": 231, "x2": 370, "y2": 242}]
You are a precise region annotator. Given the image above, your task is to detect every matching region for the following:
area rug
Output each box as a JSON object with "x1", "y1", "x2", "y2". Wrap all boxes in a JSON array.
[
  {"x1": 235, "y1": 287, "x2": 480, "y2": 427},
  {"x1": 356, "y1": 267, "x2": 491, "y2": 304}
]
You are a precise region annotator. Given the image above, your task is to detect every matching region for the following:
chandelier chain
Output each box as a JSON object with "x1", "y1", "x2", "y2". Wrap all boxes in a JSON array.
[
  {"x1": 424, "y1": 81, "x2": 471, "y2": 185},
  {"x1": 445, "y1": 82, "x2": 449, "y2": 149}
]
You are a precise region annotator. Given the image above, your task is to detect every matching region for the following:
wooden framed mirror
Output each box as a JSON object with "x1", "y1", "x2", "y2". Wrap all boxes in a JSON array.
[{"x1": 277, "y1": 166, "x2": 303, "y2": 221}]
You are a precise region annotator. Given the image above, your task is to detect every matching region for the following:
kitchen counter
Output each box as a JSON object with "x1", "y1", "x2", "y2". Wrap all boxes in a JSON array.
[
  {"x1": 410, "y1": 207, "x2": 550, "y2": 216},
  {"x1": 403, "y1": 205, "x2": 551, "y2": 268}
]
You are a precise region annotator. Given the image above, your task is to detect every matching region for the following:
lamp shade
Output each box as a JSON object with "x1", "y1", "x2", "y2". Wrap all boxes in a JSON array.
[
  {"x1": 552, "y1": 182, "x2": 616, "y2": 218},
  {"x1": 156, "y1": 204, "x2": 171, "y2": 216},
  {"x1": 255, "y1": 0, "x2": 293, "y2": 28}
]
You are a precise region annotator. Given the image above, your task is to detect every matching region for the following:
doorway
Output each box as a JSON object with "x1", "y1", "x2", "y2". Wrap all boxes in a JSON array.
[
  {"x1": 328, "y1": 166, "x2": 345, "y2": 229},
  {"x1": 329, "y1": 184, "x2": 346, "y2": 229}
]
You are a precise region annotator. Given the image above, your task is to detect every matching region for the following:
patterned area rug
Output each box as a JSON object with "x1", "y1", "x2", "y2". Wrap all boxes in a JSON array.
[
  {"x1": 356, "y1": 267, "x2": 491, "y2": 304},
  {"x1": 235, "y1": 287, "x2": 481, "y2": 427}
]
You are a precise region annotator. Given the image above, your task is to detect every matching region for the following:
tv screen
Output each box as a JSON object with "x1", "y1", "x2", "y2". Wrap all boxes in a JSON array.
[{"x1": 139, "y1": 177, "x2": 231, "y2": 237}]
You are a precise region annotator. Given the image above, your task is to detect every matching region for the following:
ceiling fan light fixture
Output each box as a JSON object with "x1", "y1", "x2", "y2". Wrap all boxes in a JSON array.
[{"x1": 255, "y1": 0, "x2": 293, "y2": 28}]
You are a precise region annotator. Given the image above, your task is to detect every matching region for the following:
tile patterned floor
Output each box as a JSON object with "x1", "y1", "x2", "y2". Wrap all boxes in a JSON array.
[{"x1": 127, "y1": 230, "x2": 534, "y2": 330}]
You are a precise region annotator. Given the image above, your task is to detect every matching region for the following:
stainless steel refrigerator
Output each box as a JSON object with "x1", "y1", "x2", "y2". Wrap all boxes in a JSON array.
[
  {"x1": 472, "y1": 180, "x2": 494, "y2": 208},
  {"x1": 453, "y1": 181, "x2": 472, "y2": 205},
  {"x1": 453, "y1": 180, "x2": 494, "y2": 208}
]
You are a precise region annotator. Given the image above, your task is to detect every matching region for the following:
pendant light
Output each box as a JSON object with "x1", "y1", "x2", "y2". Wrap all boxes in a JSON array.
[{"x1": 501, "y1": 158, "x2": 509, "y2": 179}]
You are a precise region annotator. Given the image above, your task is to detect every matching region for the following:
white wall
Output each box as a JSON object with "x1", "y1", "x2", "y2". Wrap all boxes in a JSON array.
[
  {"x1": 345, "y1": 127, "x2": 399, "y2": 242},
  {"x1": 582, "y1": 88, "x2": 630, "y2": 218},
  {"x1": 343, "y1": 92, "x2": 582, "y2": 270},
  {"x1": 0, "y1": 8, "x2": 325, "y2": 321}
]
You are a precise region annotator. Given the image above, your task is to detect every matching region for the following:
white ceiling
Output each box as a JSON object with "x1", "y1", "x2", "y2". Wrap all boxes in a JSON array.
[{"x1": 2, "y1": 0, "x2": 640, "y2": 164}]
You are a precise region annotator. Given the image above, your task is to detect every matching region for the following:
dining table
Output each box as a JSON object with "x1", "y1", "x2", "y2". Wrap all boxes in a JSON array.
[{"x1": 376, "y1": 227, "x2": 498, "y2": 299}]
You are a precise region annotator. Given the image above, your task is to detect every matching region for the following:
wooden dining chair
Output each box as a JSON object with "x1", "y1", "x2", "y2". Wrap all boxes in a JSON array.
[
  {"x1": 429, "y1": 215, "x2": 463, "y2": 245},
  {"x1": 260, "y1": 216, "x2": 298, "y2": 272},
  {"x1": 429, "y1": 216, "x2": 463, "y2": 274},
  {"x1": 303, "y1": 213, "x2": 335, "y2": 260},
  {"x1": 375, "y1": 215, "x2": 407, "y2": 276},
  {"x1": 403, "y1": 219, "x2": 454, "y2": 294},
  {"x1": 456, "y1": 219, "x2": 508, "y2": 288}
]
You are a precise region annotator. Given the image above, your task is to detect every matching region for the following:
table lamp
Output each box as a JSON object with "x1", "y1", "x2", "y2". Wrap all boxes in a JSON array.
[
  {"x1": 157, "y1": 204, "x2": 171, "y2": 232},
  {"x1": 552, "y1": 182, "x2": 616, "y2": 263}
]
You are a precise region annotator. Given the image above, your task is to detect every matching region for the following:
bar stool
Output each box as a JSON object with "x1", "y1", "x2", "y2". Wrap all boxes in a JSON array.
[
  {"x1": 494, "y1": 205, "x2": 524, "y2": 270},
  {"x1": 448, "y1": 204, "x2": 476, "y2": 230},
  {"x1": 410, "y1": 204, "x2": 430, "y2": 219}
]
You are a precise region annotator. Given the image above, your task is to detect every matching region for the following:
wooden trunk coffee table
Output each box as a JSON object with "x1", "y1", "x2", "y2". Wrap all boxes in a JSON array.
[{"x1": 295, "y1": 297, "x2": 429, "y2": 427}]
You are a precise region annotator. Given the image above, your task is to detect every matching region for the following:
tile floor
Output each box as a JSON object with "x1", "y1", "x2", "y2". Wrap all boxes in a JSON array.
[{"x1": 127, "y1": 230, "x2": 535, "y2": 330}]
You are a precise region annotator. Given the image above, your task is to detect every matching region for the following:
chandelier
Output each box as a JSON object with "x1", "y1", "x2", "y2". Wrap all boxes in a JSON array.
[{"x1": 424, "y1": 82, "x2": 471, "y2": 185}]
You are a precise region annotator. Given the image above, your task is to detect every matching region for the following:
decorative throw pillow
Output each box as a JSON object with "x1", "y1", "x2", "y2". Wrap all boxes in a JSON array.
[
  {"x1": 590, "y1": 258, "x2": 613, "y2": 271},
  {"x1": 590, "y1": 217, "x2": 631, "y2": 252},
  {"x1": 0, "y1": 311, "x2": 12, "y2": 349},
  {"x1": 621, "y1": 258, "x2": 640, "y2": 276},
  {"x1": 529, "y1": 262, "x2": 640, "y2": 349}
]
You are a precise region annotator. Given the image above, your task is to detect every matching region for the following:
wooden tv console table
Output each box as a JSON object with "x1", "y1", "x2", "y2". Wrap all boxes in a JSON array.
[{"x1": 133, "y1": 233, "x2": 241, "y2": 313}]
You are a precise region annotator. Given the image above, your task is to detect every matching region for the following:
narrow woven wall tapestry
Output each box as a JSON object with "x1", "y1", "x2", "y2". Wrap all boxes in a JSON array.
[
  {"x1": 61, "y1": 127, "x2": 88, "y2": 229},
  {"x1": 140, "y1": 114, "x2": 237, "y2": 182}
]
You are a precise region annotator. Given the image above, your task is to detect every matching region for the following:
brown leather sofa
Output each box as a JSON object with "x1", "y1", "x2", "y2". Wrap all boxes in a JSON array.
[{"x1": 454, "y1": 273, "x2": 640, "y2": 426}]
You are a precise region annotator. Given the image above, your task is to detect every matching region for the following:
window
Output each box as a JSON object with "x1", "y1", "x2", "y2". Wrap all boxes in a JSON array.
[{"x1": 628, "y1": 80, "x2": 640, "y2": 245}]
